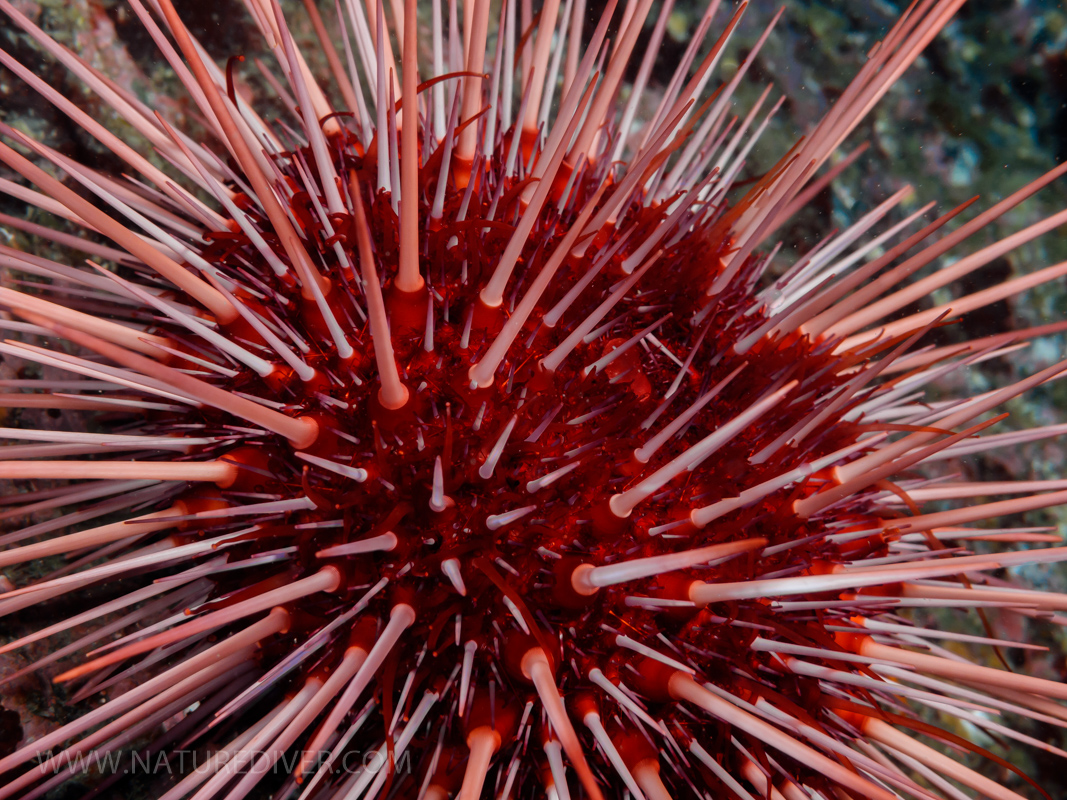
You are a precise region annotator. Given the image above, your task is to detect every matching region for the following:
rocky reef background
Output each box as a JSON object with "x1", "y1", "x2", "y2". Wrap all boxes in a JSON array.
[{"x1": 0, "y1": 0, "x2": 1065, "y2": 796}]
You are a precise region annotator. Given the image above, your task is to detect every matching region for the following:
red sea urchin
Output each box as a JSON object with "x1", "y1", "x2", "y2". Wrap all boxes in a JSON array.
[{"x1": 1, "y1": 0, "x2": 1067, "y2": 798}]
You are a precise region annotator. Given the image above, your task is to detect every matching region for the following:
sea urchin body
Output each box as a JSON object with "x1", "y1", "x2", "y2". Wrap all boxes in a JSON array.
[{"x1": 1, "y1": 0, "x2": 1067, "y2": 798}]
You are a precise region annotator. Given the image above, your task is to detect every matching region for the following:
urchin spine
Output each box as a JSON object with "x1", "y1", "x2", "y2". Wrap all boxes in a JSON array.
[{"x1": 0, "y1": 0, "x2": 1065, "y2": 799}]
